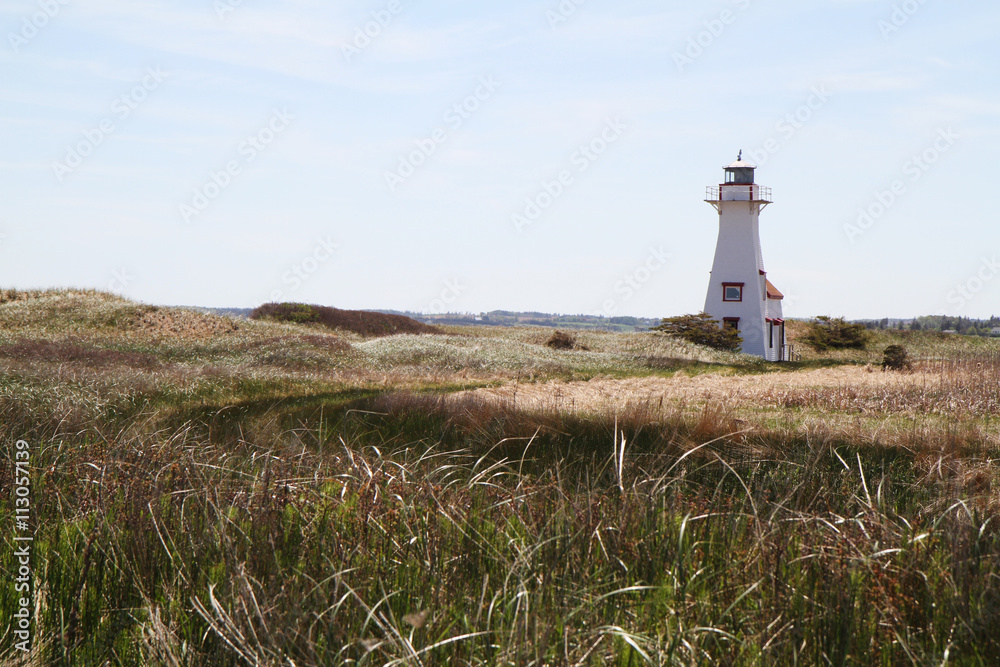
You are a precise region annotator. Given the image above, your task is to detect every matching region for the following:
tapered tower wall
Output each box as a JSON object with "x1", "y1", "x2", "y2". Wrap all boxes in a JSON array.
[{"x1": 703, "y1": 157, "x2": 785, "y2": 360}]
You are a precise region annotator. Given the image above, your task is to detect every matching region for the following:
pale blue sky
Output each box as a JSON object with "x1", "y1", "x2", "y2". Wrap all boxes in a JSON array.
[{"x1": 1, "y1": 0, "x2": 998, "y2": 318}]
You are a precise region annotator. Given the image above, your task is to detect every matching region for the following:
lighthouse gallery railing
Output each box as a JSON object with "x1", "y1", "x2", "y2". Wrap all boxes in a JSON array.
[{"x1": 705, "y1": 185, "x2": 772, "y2": 202}]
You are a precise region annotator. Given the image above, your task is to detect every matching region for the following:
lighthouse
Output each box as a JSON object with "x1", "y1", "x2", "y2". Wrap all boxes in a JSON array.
[{"x1": 703, "y1": 153, "x2": 786, "y2": 361}]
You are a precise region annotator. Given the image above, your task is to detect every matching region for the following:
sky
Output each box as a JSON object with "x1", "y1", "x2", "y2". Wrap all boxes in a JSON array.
[{"x1": 1, "y1": 0, "x2": 998, "y2": 319}]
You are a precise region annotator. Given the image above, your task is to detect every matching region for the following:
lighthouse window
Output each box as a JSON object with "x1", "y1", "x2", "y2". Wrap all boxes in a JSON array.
[
  {"x1": 722, "y1": 283, "x2": 744, "y2": 302},
  {"x1": 723, "y1": 317, "x2": 740, "y2": 331}
]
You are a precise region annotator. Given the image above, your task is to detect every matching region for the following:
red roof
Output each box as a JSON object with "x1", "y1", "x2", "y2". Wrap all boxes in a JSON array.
[{"x1": 766, "y1": 279, "x2": 784, "y2": 300}]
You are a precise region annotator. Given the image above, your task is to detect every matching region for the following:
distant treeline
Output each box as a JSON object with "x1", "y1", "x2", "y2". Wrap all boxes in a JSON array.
[
  {"x1": 384, "y1": 310, "x2": 661, "y2": 332},
  {"x1": 858, "y1": 316, "x2": 1000, "y2": 336}
]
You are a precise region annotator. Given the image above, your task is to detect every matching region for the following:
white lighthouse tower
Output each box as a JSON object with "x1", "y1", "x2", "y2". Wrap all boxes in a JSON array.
[{"x1": 704, "y1": 153, "x2": 787, "y2": 361}]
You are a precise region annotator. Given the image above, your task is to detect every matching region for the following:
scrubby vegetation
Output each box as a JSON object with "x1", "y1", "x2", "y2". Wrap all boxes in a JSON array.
[
  {"x1": 251, "y1": 302, "x2": 440, "y2": 337},
  {"x1": 545, "y1": 329, "x2": 576, "y2": 350},
  {"x1": 653, "y1": 312, "x2": 742, "y2": 351},
  {"x1": 882, "y1": 344, "x2": 912, "y2": 371},
  {"x1": 801, "y1": 316, "x2": 872, "y2": 351},
  {"x1": 544, "y1": 330, "x2": 590, "y2": 351},
  {"x1": 1, "y1": 291, "x2": 999, "y2": 664}
]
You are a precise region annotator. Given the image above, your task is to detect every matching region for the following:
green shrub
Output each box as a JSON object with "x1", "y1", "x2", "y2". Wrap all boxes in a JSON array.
[
  {"x1": 251, "y1": 302, "x2": 319, "y2": 324},
  {"x1": 653, "y1": 312, "x2": 742, "y2": 352},
  {"x1": 882, "y1": 344, "x2": 911, "y2": 371},
  {"x1": 802, "y1": 316, "x2": 871, "y2": 351}
]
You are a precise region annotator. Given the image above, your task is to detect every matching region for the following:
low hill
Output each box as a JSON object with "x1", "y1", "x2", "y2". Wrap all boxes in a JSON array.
[
  {"x1": 250, "y1": 302, "x2": 441, "y2": 337},
  {"x1": 0, "y1": 288, "x2": 239, "y2": 340}
]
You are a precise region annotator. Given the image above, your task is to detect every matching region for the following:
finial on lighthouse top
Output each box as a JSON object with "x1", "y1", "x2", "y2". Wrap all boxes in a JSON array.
[{"x1": 724, "y1": 150, "x2": 756, "y2": 184}]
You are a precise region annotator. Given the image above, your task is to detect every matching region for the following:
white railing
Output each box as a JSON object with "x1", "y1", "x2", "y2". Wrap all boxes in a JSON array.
[{"x1": 705, "y1": 185, "x2": 772, "y2": 202}]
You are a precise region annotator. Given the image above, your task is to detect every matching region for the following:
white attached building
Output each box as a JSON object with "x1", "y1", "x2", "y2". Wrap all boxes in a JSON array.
[{"x1": 703, "y1": 156, "x2": 788, "y2": 361}]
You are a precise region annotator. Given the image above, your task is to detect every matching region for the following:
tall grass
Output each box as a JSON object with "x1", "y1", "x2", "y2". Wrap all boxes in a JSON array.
[{"x1": 2, "y1": 392, "x2": 998, "y2": 665}]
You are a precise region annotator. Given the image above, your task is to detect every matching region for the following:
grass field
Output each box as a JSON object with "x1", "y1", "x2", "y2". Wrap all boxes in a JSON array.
[{"x1": 2, "y1": 290, "x2": 999, "y2": 665}]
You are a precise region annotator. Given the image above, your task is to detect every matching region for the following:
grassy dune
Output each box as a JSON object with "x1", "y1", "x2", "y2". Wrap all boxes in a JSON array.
[{"x1": 1, "y1": 290, "x2": 999, "y2": 665}]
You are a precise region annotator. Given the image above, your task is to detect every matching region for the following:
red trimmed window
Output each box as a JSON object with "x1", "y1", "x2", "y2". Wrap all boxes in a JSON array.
[
  {"x1": 723, "y1": 317, "x2": 740, "y2": 331},
  {"x1": 722, "y1": 283, "x2": 744, "y2": 302}
]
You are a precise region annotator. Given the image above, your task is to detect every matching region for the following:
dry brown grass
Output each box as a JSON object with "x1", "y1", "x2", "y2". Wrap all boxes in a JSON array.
[
  {"x1": 451, "y1": 365, "x2": 929, "y2": 414},
  {"x1": 131, "y1": 307, "x2": 240, "y2": 340},
  {"x1": 2, "y1": 289, "x2": 999, "y2": 453},
  {"x1": 0, "y1": 339, "x2": 162, "y2": 369},
  {"x1": 450, "y1": 358, "x2": 1000, "y2": 459}
]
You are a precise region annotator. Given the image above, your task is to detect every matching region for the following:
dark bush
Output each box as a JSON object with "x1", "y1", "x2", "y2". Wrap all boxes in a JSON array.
[
  {"x1": 653, "y1": 313, "x2": 742, "y2": 352},
  {"x1": 546, "y1": 330, "x2": 577, "y2": 350},
  {"x1": 802, "y1": 316, "x2": 871, "y2": 351},
  {"x1": 882, "y1": 344, "x2": 911, "y2": 371}
]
